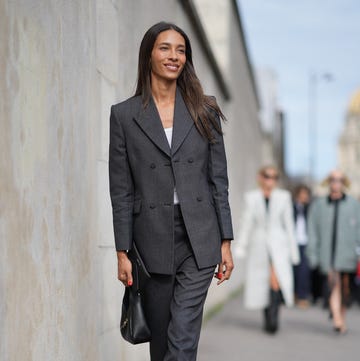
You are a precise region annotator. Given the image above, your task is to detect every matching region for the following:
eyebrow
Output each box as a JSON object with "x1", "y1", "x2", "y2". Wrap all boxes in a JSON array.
[{"x1": 158, "y1": 42, "x2": 185, "y2": 48}]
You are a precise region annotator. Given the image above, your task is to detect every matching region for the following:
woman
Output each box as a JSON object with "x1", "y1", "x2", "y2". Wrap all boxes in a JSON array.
[
  {"x1": 292, "y1": 185, "x2": 312, "y2": 308},
  {"x1": 236, "y1": 166, "x2": 299, "y2": 334},
  {"x1": 109, "y1": 22, "x2": 234, "y2": 360},
  {"x1": 307, "y1": 170, "x2": 360, "y2": 334}
]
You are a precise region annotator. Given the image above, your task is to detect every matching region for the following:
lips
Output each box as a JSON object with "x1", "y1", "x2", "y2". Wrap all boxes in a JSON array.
[{"x1": 164, "y1": 63, "x2": 180, "y2": 72}]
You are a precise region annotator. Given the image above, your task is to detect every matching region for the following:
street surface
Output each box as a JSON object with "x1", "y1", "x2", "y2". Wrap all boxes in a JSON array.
[{"x1": 198, "y1": 294, "x2": 359, "y2": 361}]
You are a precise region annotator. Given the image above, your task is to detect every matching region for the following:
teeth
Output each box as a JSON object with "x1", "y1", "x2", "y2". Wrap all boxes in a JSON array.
[{"x1": 166, "y1": 65, "x2": 178, "y2": 70}]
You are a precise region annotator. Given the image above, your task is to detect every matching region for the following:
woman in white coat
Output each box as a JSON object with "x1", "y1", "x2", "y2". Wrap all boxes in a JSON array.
[{"x1": 237, "y1": 166, "x2": 299, "y2": 333}]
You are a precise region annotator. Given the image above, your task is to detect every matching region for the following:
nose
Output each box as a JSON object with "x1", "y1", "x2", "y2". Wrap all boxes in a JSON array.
[{"x1": 169, "y1": 47, "x2": 178, "y2": 60}]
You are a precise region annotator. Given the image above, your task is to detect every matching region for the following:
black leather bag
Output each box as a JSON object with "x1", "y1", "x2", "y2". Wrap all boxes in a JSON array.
[{"x1": 120, "y1": 244, "x2": 151, "y2": 344}]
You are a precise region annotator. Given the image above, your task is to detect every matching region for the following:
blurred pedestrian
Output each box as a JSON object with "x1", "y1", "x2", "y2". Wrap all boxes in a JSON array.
[
  {"x1": 307, "y1": 170, "x2": 360, "y2": 334},
  {"x1": 293, "y1": 185, "x2": 311, "y2": 308},
  {"x1": 237, "y1": 166, "x2": 299, "y2": 334},
  {"x1": 109, "y1": 22, "x2": 234, "y2": 360}
]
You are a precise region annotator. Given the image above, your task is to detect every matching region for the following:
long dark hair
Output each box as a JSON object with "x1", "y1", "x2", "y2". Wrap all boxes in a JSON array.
[{"x1": 135, "y1": 21, "x2": 225, "y2": 141}]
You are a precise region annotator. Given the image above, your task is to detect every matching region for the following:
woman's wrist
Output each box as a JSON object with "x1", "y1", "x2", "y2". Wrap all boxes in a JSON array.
[{"x1": 117, "y1": 250, "x2": 128, "y2": 260}]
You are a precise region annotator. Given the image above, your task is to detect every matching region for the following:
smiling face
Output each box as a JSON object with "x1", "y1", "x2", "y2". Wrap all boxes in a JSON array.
[{"x1": 150, "y1": 29, "x2": 186, "y2": 83}]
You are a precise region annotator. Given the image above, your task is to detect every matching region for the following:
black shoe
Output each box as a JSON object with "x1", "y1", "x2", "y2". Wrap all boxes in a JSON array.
[
  {"x1": 333, "y1": 326, "x2": 348, "y2": 335},
  {"x1": 263, "y1": 307, "x2": 276, "y2": 333},
  {"x1": 263, "y1": 290, "x2": 281, "y2": 334}
]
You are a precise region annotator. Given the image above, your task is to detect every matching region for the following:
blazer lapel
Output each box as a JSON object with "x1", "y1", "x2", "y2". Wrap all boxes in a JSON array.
[
  {"x1": 133, "y1": 97, "x2": 171, "y2": 157},
  {"x1": 171, "y1": 88, "x2": 195, "y2": 155}
]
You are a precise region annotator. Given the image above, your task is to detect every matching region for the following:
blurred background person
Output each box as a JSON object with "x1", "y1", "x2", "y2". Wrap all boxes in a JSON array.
[
  {"x1": 307, "y1": 170, "x2": 360, "y2": 334},
  {"x1": 292, "y1": 185, "x2": 312, "y2": 308},
  {"x1": 237, "y1": 166, "x2": 299, "y2": 334}
]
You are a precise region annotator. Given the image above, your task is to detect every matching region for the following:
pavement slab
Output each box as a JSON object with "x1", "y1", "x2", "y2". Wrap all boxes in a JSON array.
[{"x1": 198, "y1": 294, "x2": 359, "y2": 361}]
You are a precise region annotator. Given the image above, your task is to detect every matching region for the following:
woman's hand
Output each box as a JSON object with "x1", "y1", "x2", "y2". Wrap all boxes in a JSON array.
[
  {"x1": 117, "y1": 251, "x2": 133, "y2": 287},
  {"x1": 216, "y1": 240, "x2": 234, "y2": 285}
]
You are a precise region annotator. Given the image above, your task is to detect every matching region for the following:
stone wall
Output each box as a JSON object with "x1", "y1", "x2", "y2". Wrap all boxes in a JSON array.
[{"x1": 0, "y1": 1, "x2": 263, "y2": 360}]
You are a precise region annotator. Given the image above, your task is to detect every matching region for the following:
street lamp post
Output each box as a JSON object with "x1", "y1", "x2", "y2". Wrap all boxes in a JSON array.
[{"x1": 308, "y1": 72, "x2": 333, "y2": 184}]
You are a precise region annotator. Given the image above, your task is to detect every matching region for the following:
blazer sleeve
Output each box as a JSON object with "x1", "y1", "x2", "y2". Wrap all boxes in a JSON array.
[
  {"x1": 235, "y1": 192, "x2": 253, "y2": 258},
  {"x1": 208, "y1": 115, "x2": 234, "y2": 240},
  {"x1": 283, "y1": 192, "x2": 300, "y2": 265},
  {"x1": 306, "y1": 200, "x2": 320, "y2": 269},
  {"x1": 109, "y1": 105, "x2": 134, "y2": 251}
]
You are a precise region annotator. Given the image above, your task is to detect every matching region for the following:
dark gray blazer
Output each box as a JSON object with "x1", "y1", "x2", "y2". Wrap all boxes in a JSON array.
[{"x1": 109, "y1": 89, "x2": 233, "y2": 274}]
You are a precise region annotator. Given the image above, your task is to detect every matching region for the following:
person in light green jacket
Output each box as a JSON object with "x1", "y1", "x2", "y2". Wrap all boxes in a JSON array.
[{"x1": 307, "y1": 170, "x2": 360, "y2": 334}]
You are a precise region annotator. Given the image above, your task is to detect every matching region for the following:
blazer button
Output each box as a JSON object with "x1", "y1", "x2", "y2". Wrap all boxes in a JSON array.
[
  {"x1": 149, "y1": 203, "x2": 156, "y2": 209},
  {"x1": 188, "y1": 158, "x2": 194, "y2": 163},
  {"x1": 150, "y1": 163, "x2": 156, "y2": 169},
  {"x1": 197, "y1": 196, "x2": 203, "y2": 202}
]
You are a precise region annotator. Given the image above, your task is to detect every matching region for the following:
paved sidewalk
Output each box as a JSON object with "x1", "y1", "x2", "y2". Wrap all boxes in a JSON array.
[{"x1": 198, "y1": 294, "x2": 359, "y2": 361}]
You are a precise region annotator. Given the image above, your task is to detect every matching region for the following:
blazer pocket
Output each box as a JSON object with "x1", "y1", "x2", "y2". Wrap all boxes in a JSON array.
[{"x1": 133, "y1": 199, "x2": 142, "y2": 215}]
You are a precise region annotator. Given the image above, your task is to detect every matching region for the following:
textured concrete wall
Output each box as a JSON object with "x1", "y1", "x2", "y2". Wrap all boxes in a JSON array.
[
  {"x1": 0, "y1": 1, "x2": 262, "y2": 360},
  {"x1": 1, "y1": 0, "x2": 100, "y2": 360}
]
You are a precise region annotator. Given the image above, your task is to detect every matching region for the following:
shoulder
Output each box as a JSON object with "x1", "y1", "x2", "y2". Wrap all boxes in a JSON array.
[
  {"x1": 309, "y1": 196, "x2": 327, "y2": 211},
  {"x1": 246, "y1": 189, "x2": 260, "y2": 198},
  {"x1": 312, "y1": 196, "x2": 325, "y2": 204},
  {"x1": 344, "y1": 194, "x2": 360, "y2": 207},
  {"x1": 274, "y1": 188, "x2": 291, "y2": 200},
  {"x1": 205, "y1": 95, "x2": 216, "y2": 101},
  {"x1": 111, "y1": 95, "x2": 142, "y2": 119},
  {"x1": 244, "y1": 189, "x2": 260, "y2": 204},
  {"x1": 204, "y1": 95, "x2": 221, "y2": 121}
]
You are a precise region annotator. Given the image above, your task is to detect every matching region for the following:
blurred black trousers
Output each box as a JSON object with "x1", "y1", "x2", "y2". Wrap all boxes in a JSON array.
[{"x1": 294, "y1": 245, "x2": 311, "y2": 300}]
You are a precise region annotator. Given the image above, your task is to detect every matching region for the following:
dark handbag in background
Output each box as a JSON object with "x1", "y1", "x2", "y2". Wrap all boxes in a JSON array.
[
  {"x1": 356, "y1": 259, "x2": 360, "y2": 284},
  {"x1": 120, "y1": 244, "x2": 151, "y2": 344}
]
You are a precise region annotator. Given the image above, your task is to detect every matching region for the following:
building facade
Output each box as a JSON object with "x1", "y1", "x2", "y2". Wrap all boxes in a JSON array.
[
  {"x1": 255, "y1": 68, "x2": 286, "y2": 175},
  {"x1": 1, "y1": 1, "x2": 264, "y2": 360},
  {"x1": 338, "y1": 89, "x2": 360, "y2": 198}
]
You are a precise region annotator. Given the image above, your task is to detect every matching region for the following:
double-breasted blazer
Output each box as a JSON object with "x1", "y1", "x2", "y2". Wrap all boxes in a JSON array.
[
  {"x1": 236, "y1": 189, "x2": 299, "y2": 308},
  {"x1": 109, "y1": 89, "x2": 233, "y2": 275}
]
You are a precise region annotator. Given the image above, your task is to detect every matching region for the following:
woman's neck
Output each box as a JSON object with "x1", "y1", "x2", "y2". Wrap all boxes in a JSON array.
[
  {"x1": 261, "y1": 187, "x2": 273, "y2": 199},
  {"x1": 151, "y1": 77, "x2": 177, "y2": 105}
]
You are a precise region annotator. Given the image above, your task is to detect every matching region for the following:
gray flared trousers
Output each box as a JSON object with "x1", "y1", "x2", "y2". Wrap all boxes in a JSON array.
[{"x1": 143, "y1": 205, "x2": 215, "y2": 361}]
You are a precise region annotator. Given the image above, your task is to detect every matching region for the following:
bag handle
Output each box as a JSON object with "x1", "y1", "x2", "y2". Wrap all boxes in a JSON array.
[
  {"x1": 128, "y1": 246, "x2": 140, "y2": 293},
  {"x1": 132, "y1": 256, "x2": 140, "y2": 292}
]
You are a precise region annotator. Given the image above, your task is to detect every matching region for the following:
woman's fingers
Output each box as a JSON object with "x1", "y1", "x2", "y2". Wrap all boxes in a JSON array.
[
  {"x1": 218, "y1": 261, "x2": 234, "y2": 285},
  {"x1": 217, "y1": 241, "x2": 234, "y2": 285},
  {"x1": 117, "y1": 251, "x2": 133, "y2": 287},
  {"x1": 118, "y1": 270, "x2": 133, "y2": 287},
  {"x1": 126, "y1": 270, "x2": 133, "y2": 286},
  {"x1": 224, "y1": 261, "x2": 234, "y2": 279}
]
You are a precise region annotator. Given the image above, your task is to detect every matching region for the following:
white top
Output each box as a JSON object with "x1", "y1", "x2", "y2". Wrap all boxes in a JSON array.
[
  {"x1": 164, "y1": 127, "x2": 179, "y2": 205},
  {"x1": 164, "y1": 127, "x2": 173, "y2": 146},
  {"x1": 295, "y1": 205, "x2": 307, "y2": 246}
]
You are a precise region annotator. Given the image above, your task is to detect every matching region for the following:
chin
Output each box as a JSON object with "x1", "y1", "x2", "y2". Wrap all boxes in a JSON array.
[
  {"x1": 152, "y1": 70, "x2": 182, "y2": 83},
  {"x1": 162, "y1": 74, "x2": 181, "y2": 81}
]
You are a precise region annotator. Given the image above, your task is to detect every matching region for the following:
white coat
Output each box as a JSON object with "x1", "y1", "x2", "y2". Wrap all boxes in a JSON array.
[{"x1": 236, "y1": 188, "x2": 300, "y2": 309}]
